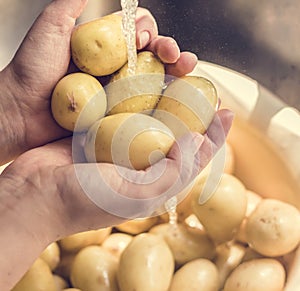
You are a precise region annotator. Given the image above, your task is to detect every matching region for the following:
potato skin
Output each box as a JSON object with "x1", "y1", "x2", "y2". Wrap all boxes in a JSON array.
[
  {"x1": 106, "y1": 51, "x2": 165, "y2": 115},
  {"x1": 51, "y1": 72, "x2": 107, "y2": 132},
  {"x1": 71, "y1": 14, "x2": 127, "y2": 76}
]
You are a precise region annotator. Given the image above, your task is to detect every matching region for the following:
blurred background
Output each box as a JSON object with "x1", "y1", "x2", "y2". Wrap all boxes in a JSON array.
[{"x1": 1, "y1": 0, "x2": 299, "y2": 109}]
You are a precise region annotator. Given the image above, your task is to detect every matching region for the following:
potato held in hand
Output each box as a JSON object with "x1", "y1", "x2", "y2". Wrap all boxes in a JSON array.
[
  {"x1": 106, "y1": 51, "x2": 165, "y2": 115},
  {"x1": 71, "y1": 14, "x2": 127, "y2": 76},
  {"x1": 84, "y1": 112, "x2": 175, "y2": 170},
  {"x1": 153, "y1": 75, "x2": 218, "y2": 138},
  {"x1": 51, "y1": 72, "x2": 107, "y2": 132}
]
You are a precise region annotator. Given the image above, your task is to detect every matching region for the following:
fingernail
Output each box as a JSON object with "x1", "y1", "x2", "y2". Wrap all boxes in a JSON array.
[{"x1": 137, "y1": 31, "x2": 150, "y2": 49}]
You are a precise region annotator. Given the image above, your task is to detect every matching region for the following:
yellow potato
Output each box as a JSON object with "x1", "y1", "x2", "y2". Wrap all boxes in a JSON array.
[
  {"x1": 12, "y1": 258, "x2": 56, "y2": 291},
  {"x1": 115, "y1": 216, "x2": 159, "y2": 235},
  {"x1": 245, "y1": 198, "x2": 300, "y2": 257},
  {"x1": 51, "y1": 72, "x2": 107, "y2": 132},
  {"x1": 84, "y1": 112, "x2": 175, "y2": 170},
  {"x1": 39, "y1": 241, "x2": 60, "y2": 271},
  {"x1": 117, "y1": 233, "x2": 174, "y2": 291},
  {"x1": 53, "y1": 274, "x2": 69, "y2": 290},
  {"x1": 149, "y1": 222, "x2": 215, "y2": 266},
  {"x1": 102, "y1": 233, "x2": 133, "y2": 258},
  {"x1": 223, "y1": 258, "x2": 286, "y2": 291},
  {"x1": 191, "y1": 173, "x2": 247, "y2": 244},
  {"x1": 169, "y1": 259, "x2": 220, "y2": 291},
  {"x1": 214, "y1": 242, "x2": 246, "y2": 288},
  {"x1": 153, "y1": 75, "x2": 218, "y2": 138},
  {"x1": 59, "y1": 227, "x2": 112, "y2": 253},
  {"x1": 106, "y1": 51, "x2": 165, "y2": 115},
  {"x1": 70, "y1": 246, "x2": 118, "y2": 291},
  {"x1": 71, "y1": 14, "x2": 127, "y2": 76}
]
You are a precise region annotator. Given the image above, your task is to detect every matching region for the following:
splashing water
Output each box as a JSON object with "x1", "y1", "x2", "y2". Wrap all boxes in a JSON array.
[
  {"x1": 164, "y1": 196, "x2": 178, "y2": 225},
  {"x1": 121, "y1": 0, "x2": 139, "y2": 76}
]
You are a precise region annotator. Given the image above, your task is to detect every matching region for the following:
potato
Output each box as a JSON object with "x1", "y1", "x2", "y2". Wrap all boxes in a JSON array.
[
  {"x1": 71, "y1": 14, "x2": 127, "y2": 76},
  {"x1": 169, "y1": 259, "x2": 220, "y2": 291},
  {"x1": 117, "y1": 233, "x2": 174, "y2": 291},
  {"x1": 106, "y1": 51, "x2": 165, "y2": 115},
  {"x1": 214, "y1": 242, "x2": 246, "y2": 288},
  {"x1": 12, "y1": 258, "x2": 57, "y2": 291},
  {"x1": 70, "y1": 246, "x2": 118, "y2": 291},
  {"x1": 245, "y1": 198, "x2": 300, "y2": 257},
  {"x1": 59, "y1": 227, "x2": 112, "y2": 253},
  {"x1": 84, "y1": 112, "x2": 175, "y2": 170},
  {"x1": 39, "y1": 242, "x2": 60, "y2": 271},
  {"x1": 223, "y1": 258, "x2": 286, "y2": 291},
  {"x1": 115, "y1": 216, "x2": 159, "y2": 235},
  {"x1": 53, "y1": 274, "x2": 69, "y2": 290},
  {"x1": 51, "y1": 72, "x2": 107, "y2": 132},
  {"x1": 102, "y1": 233, "x2": 133, "y2": 258},
  {"x1": 149, "y1": 222, "x2": 215, "y2": 266},
  {"x1": 153, "y1": 75, "x2": 218, "y2": 138},
  {"x1": 235, "y1": 190, "x2": 262, "y2": 243},
  {"x1": 191, "y1": 173, "x2": 247, "y2": 244}
]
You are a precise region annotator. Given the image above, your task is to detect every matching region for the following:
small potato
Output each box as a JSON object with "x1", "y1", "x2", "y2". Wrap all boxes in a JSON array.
[
  {"x1": 39, "y1": 241, "x2": 60, "y2": 271},
  {"x1": 102, "y1": 233, "x2": 133, "y2": 258},
  {"x1": 245, "y1": 198, "x2": 300, "y2": 257},
  {"x1": 59, "y1": 227, "x2": 112, "y2": 253},
  {"x1": 117, "y1": 233, "x2": 174, "y2": 291},
  {"x1": 191, "y1": 173, "x2": 247, "y2": 244},
  {"x1": 84, "y1": 112, "x2": 175, "y2": 170},
  {"x1": 106, "y1": 51, "x2": 165, "y2": 115},
  {"x1": 53, "y1": 274, "x2": 69, "y2": 290},
  {"x1": 169, "y1": 259, "x2": 220, "y2": 291},
  {"x1": 51, "y1": 72, "x2": 107, "y2": 132},
  {"x1": 71, "y1": 14, "x2": 127, "y2": 76},
  {"x1": 12, "y1": 258, "x2": 57, "y2": 291},
  {"x1": 115, "y1": 217, "x2": 159, "y2": 235},
  {"x1": 153, "y1": 75, "x2": 218, "y2": 138},
  {"x1": 235, "y1": 190, "x2": 262, "y2": 243},
  {"x1": 149, "y1": 222, "x2": 215, "y2": 266},
  {"x1": 70, "y1": 246, "x2": 118, "y2": 291},
  {"x1": 223, "y1": 258, "x2": 286, "y2": 291}
]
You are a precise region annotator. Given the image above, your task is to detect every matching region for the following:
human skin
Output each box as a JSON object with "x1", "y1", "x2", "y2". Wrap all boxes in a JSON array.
[{"x1": 0, "y1": 0, "x2": 232, "y2": 290}]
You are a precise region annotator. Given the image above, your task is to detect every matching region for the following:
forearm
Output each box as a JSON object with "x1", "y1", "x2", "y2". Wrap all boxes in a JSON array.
[
  {"x1": 0, "y1": 67, "x2": 25, "y2": 165},
  {"x1": 0, "y1": 174, "x2": 53, "y2": 290}
]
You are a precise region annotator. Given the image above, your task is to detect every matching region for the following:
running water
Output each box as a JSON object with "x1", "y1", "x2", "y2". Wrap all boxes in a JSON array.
[
  {"x1": 121, "y1": 0, "x2": 178, "y2": 223},
  {"x1": 121, "y1": 0, "x2": 139, "y2": 76},
  {"x1": 164, "y1": 196, "x2": 178, "y2": 225}
]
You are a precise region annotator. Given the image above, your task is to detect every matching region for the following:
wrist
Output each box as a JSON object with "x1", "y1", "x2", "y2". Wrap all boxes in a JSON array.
[{"x1": 0, "y1": 172, "x2": 57, "y2": 289}]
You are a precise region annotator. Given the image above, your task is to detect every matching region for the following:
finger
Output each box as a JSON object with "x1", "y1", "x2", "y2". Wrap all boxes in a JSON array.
[
  {"x1": 135, "y1": 8, "x2": 159, "y2": 49},
  {"x1": 196, "y1": 109, "x2": 234, "y2": 170},
  {"x1": 165, "y1": 51, "x2": 198, "y2": 77},
  {"x1": 114, "y1": 7, "x2": 159, "y2": 50},
  {"x1": 145, "y1": 36, "x2": 180, "y2": 63}
]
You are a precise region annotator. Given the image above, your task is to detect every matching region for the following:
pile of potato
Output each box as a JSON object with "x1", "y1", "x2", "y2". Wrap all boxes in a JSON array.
[
  {"x1": 12, "y1": 140, "x2": 300, "y2": 291},
  {"x1": 12, "y1": 13, "x2": 300, "y2": 291}
]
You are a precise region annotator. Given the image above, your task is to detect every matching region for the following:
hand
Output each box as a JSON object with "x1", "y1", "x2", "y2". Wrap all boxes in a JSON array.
[{"x1": 0, "y1": 0, "x2": 198, "y2": 164}]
